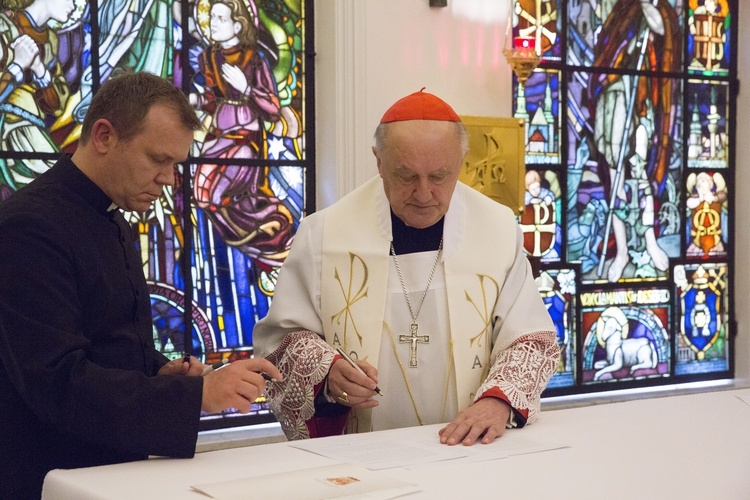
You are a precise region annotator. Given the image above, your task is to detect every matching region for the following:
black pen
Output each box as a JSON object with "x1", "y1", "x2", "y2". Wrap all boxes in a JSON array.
[
  {"x1": 182, "y1": 353, "x2": 191, "y2": 364},
  {"x1": 336, "y1": 348, "x2": 384, "y2": 396},
  {"x1": 201, "y1": 358, "x2": 229, "y2": 376}
]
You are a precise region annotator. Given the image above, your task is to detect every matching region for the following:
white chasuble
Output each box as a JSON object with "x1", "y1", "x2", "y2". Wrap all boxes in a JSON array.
[
  {"x1": 374, "y1": 251, "x2": 457, "y2": 431},
  {"x1": 319, "y1": 177, "x2": 546, "y2": 433}
]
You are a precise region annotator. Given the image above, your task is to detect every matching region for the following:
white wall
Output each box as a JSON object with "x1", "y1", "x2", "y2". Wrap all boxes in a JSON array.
[
  {"x1": 315, "y1": 0, "x2": 512, "y2": 205},
  {"x1": 733, "y1": 2, "x2": 749, "y2": 380},
  {"x1": 315, "y1": 0, "x2": 748, "y2": 380}
]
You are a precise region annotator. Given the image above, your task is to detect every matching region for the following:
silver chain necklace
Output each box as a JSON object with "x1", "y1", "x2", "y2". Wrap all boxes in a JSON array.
[{"x1": 390, "y1": 238, "x2": 443, "y2": 367}]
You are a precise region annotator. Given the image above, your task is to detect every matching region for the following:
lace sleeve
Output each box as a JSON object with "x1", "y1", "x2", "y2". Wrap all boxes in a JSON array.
[
  {"x1": 474, "y1": 331, "x2": 560, "y2": 425},
  {"x1": 265, "y1": 331, "x2": 336, "y2": 440}
]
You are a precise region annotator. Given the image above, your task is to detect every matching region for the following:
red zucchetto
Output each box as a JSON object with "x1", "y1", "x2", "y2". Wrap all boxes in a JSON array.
[{"x1": 379, "y1": 88, "x2": 461, "y2": 123}]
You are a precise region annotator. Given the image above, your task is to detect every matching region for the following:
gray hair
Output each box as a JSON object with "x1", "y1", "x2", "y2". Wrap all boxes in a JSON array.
[{"x1": 373, "y1": 121, "x2": 469, "y2": 157}]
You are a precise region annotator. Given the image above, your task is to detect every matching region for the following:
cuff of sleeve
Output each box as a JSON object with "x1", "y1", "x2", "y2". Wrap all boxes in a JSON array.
[
  {"x1": 476, "y1": 388, "x2": 527, "y2": 428},
  {"x1": 8, "y1": 63, "x2": 23, "y2": 83},
  {"x1": 33, "y1": 69, "x2": 51, "y2": 88},
  {"x1": 322, "y1": 377, "x2": 337, "y2": 403},
  {"x1": 506, "y1": 409, "x2": 517, "y2": 429},
  {"x1": 321, "y1": 354, "x2": 344, "y2": 404}
]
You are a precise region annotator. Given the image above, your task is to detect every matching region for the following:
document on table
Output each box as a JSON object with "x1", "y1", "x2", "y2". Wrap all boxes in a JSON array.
[
  {"x1": 456, "y1": 432, "x2": 569, "y2": 463},
  {"x1": 288, "y1": 427, "x2": 568, "y2": 469},
  {"x1": 191, "y1": 464, "x2": 419, "y2": 500},
  {"x1": 289, "y1": 435, "x2": 466, "y2": 470}
]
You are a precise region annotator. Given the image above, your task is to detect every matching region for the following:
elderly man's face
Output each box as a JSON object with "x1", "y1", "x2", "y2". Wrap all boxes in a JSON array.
[{"x1": 373, "y1": 120, "x2": 464, "y2": 229}]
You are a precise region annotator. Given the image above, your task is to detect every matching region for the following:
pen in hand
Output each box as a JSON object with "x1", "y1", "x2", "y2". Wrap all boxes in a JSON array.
[
  {"x1": 336, "y1": 348, "x2": 384, "y2": 396},
  {"x1": 201, "y1": 358, "x2": 229, "y2": 376},
  {"x1": 200, "y1": 358, "x2": 276, "y2": 382}
]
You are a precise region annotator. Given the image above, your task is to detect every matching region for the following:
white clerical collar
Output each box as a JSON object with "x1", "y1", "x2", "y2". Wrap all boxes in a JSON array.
[{"x1": 107, "y1": 202, "x2": 119, "y2": 212}]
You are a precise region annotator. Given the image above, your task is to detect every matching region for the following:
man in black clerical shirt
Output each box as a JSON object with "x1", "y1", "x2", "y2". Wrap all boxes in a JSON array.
[{"x1": 0, "y1": 72, "x2": 282, "y2": 499}]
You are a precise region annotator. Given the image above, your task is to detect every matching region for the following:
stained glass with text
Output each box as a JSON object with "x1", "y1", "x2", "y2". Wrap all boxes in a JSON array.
[{"x1": 512, "y1": 0, "x2": 735, "y2": 395}]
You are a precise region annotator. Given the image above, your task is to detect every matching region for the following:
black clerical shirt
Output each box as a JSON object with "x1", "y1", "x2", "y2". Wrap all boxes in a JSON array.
[
  {"x1": 0, "y1": 155, "x2": 202, "y2": 499},
  {"x1": 389, "y1": 210, "x2": 444, "y2": 255}
]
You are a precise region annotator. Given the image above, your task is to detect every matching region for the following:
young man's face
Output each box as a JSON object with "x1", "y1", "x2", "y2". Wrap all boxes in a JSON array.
[
  {"x1": 106, "y1": 104, "x2": 194, "y2": 213},
  {"x1": 210, "y1": 3, "x2": 239, "y2": 43},
  {"x1": 47, "y1": 0, "x2": 76, "y2": 23},
  {"x1": 373, "y1": 120, "x2": 464, "y2": 229}
]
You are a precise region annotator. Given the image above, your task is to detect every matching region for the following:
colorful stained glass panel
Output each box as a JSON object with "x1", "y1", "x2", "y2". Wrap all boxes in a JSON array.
[
  {"x1": 519, "y1": 0, "x2": 735, "y2": 391},
  {"x1": 687, "y1": 0, "x2": 731, "y2": 76},
  {"x1": 513, "y1": 69, "x2": 560, "y2": 165},
  {"x1": 565, "y1": 71, "x2": 682, "y2": 284},
  {"x1": 521, "y1": 168, "x2": 561, "y2": 262},
  {"x1": 674, "y1": 263, "x2": 729, "y2": 375},
  {"x1": 685, "y1": 171, "x2": 728, "y2": 259},
  {"x1": 512, "y1": 0, "x2": 561, "y2": 62},
  {"x1": 581, "y1": 288, "x2": 671, "y2": 384},
  {"x1": 567, "y1": 0, "x2": 684, "y2": 71},
  {"x1": 537, "y1": 268, "x2": 576, "y2": 389},
  {"x1": 686, "y1": 80, "x2": 729, "y2": 169}
]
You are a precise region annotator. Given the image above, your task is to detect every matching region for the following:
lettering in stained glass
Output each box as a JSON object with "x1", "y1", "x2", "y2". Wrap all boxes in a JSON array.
[{"x1": 580, "y1": 287, "x2": 671, "y2": 384}]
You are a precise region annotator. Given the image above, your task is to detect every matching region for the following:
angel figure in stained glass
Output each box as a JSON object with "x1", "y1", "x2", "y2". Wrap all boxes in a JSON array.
[
  {"x1": 190, "y1": 0, "x2": 294, "y2": 270},
  {"x1": 686, "y1": 171, "x2": 727, "y2": 257},
  {"x1": 50, "y1": 0, "x2": 176, "y2": 154}
]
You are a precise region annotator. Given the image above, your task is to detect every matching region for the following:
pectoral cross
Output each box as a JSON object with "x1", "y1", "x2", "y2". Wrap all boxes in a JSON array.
[{"x1": 399, "y1": 323, "x2": 429, "y2": 367}]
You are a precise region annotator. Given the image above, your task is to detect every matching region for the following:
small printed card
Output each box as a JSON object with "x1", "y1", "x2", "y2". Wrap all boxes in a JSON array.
[
  {"x1": 191, "y1": 463, "x2": 418, "y2": 499},
  {"x1": 321, "y1": 475, "x2": 360, "y2": 487}
]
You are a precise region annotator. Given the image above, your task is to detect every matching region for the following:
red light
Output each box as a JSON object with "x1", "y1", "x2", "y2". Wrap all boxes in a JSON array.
[{"x1": 514, "y1": 36, "x2": 534, "y2": 50}]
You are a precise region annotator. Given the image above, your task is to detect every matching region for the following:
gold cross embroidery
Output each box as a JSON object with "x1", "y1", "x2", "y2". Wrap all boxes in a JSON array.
[
  {"x1": 467, "y1": 274, "x2": 500, "y2": 348},
  {"x1": 331, "y1": 252, "x2": 369, "y2": 347}
]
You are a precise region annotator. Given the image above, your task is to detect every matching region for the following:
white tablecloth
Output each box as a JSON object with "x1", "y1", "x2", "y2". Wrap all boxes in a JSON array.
[{"x1": 43, "y1": 388, "x2": 750, "y2": 499}]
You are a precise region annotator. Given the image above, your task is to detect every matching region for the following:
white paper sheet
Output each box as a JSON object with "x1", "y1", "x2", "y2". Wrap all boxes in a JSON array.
[
  {"x1": 289, "y1": 435, "x2": 467, "y2": 470},
  {"x1": 288, "y1": 426, "x2": 568, "y2": 469},
  {"x1": 191, "y1": 464, "x2": 419, "y2": 500}
]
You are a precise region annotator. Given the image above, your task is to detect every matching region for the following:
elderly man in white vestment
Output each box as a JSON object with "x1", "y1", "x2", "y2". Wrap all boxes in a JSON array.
[{"x1": 254, "y1": 90, "x2": 559, "y2": 446}]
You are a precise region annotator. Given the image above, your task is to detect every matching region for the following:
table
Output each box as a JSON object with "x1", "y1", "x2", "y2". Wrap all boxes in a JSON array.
[{"x1": 43, "y1": 388, "x2": 750, "y2": 499}]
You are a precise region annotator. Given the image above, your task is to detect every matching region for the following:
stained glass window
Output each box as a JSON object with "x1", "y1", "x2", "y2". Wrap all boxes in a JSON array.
[
  {"x1": 0, "y1": 0, "x2": 312, "y2": 429},
  {"x1": 538, "y1": 268, "x2": 577, "y2": 388},
  {"x1": 521, "y1": 168, "x2": 562, "y2": 262},
  {"x1": 517, "y1": 0, "x2": 736, "y2": 395},
  {"x1": 513, "y1": 69, "x2": 561, "y2": 165}
]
